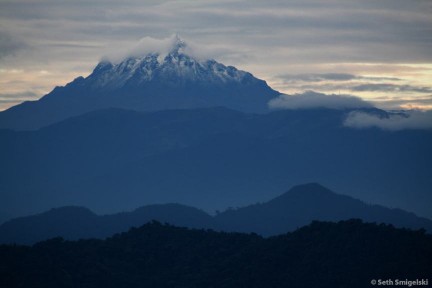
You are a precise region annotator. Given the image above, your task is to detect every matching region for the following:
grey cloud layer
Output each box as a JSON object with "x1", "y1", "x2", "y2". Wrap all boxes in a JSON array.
[
  {"x1": 296, "y1": 83, "x2": 432, "y2": 94},
  {"x1": 1, "y1": 0, "x2": 432, "y2": 66},
  {"x1": 352, "y1": 84, "x2": 432, "y2": 93},
  {"x1": 0, "y1": 32, "x2": 28, "y2": 59},
  {"x1": 275, "y1": 73, "x2": 432, "y2": 100},
  {"x1": 277, "y1": 73, "x2": 402, "y2": 83},
  {"x1": 0, "y1": 91, "x2": 38, "y2": 109},
  {"x1": 373, "y1": 96, "x2": 432, "y2": 108}
]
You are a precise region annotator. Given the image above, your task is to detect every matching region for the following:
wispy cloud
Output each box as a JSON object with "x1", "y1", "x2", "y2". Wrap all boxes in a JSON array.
[
  {"x1": 0, "y1": 91, "x2": 38, "y2": 100},
  {"x1": 371, "y1": 96, "x2": 432, "y2": 110},
  {"x1": 292, "y1": 83, "x2": 432, "y2": 95},
  {"x1": 351, "y1": 84, "x2": 432, "y2": 94},
  {"x1": 268, "y1": 91, "x2": 372, "y2": 110},
  {"x1": 276, "y1": 73, "x2": 401, "y2": 83},
  {"x1": 0, "y1": 91, "x2": 39, "y2": 110},
  {"x1": 0, "y1": 91, "x2": 39, "y2": 108},
  {"x1": 0, "y1": 32, "x2": 28, "y2": 59}
]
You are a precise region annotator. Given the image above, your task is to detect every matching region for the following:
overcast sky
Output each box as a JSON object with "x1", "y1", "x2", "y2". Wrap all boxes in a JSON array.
[{"x1": 1, "y1": 0, "x2": 432, "y2": 110}]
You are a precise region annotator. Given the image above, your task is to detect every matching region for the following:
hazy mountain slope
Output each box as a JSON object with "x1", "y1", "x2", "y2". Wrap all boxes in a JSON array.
[
  {"x1": 0, "y1": 39, "x2": 279, "y2": 130},
  {"x1": 0, "y1": 107, "x2": 431, "y2": 222},
  {"x1": 0, "y1": 204, "x2": 214, "y2": 245},
  {"x1": 1, "y1": 220, "x2": 431, "y2": 288}
]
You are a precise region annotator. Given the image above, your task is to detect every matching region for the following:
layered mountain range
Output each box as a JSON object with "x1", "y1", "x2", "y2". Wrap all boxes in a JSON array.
[
  {"x1": 1, "y1": 183, "x2": 431, "y2": 245},
  {"x1": 0, "y1": 37, "x2": 431, "y2": 227}
]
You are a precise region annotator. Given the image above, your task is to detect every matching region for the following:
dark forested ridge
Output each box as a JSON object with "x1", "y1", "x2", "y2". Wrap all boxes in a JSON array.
[
  {"x1": 2, "y1": 183, "x2": 432, "y2": 245},
  {"x1": 1, "y1": 220, "x2": 431, "y2": 288}
]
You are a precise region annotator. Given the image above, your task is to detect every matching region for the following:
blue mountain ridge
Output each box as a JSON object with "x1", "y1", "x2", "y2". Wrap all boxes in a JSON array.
[
  {"x1": 0, "y1": 38, "x2": 430, "y2": 227},
  {"x1": 1, "y1": 183, "x2": 431, "y2": 245}
]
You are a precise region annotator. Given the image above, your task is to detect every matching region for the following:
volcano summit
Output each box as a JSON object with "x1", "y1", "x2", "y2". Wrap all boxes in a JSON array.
[{"x1": 0, "y1": 37, "x2": 279, "y2": 130}]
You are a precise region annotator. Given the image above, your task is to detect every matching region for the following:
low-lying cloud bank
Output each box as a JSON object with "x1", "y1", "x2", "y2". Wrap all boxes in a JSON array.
[
  {"x1": 268, "y1": 91, "x2": 372, "y2": 110},
  {"x1": 344, "y1": 110, "x2": 432, "y2": 131},
  {"x1": 268, "y1": 91, "x2": 432, "y2": 130}
]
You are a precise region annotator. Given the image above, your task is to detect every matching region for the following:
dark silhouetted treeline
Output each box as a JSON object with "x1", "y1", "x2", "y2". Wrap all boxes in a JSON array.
[{"x1": 1, "y1": 219, "x2": 431, "y2": 288}]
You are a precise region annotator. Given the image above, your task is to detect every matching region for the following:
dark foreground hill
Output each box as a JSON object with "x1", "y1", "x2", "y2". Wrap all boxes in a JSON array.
[
  {"x1": 2, "y1": 183, "x2": 431, "y2": 245},
  {"x1": 1, "y1": 107, "x2": 431, "y2": 223},
  {"x1": 1, "y1": 220, "x2": 431, "y2": 288}
]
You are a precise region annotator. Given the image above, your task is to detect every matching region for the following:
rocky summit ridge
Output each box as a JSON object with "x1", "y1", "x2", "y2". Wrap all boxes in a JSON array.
[{"x1": 79, "y1": 38, "x2": 256, "y2": 89}]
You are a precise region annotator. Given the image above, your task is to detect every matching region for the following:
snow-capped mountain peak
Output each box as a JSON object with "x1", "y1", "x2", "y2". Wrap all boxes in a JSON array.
[
  {"x1": 87, "y1": 38, "x2": 254, "y2": 89},
  {"x1": 0, "y1": 36, "x2": 280, "y2": 130}
]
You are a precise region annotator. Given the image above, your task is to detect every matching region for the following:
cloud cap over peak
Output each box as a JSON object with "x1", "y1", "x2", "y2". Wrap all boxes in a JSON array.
[
  {"x1": 103, "y1": 34, "x2": 185, "y2": 63},
  {"x1": 102, "y1": 34, "x2": 221, "y2": 64}
]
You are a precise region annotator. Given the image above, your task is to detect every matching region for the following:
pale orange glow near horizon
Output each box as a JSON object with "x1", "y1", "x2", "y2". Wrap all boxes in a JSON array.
[{"x1": 1, "y1": 59, "x2": 432, "y2": 111}]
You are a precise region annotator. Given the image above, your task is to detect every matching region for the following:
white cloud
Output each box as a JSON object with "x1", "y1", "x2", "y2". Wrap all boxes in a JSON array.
[
  {"x1": 102, "y1": 34, "x2": 229, "y2": 64},
  {"x1": 268, "y1": 91, "x2": 372, "y2": 110},
  {"x1": 344, "y1": 110, "x2": 432, "y2": 130},
  {"x1": 103, "y1": 34, "x2": 180, "y2": 63}
]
